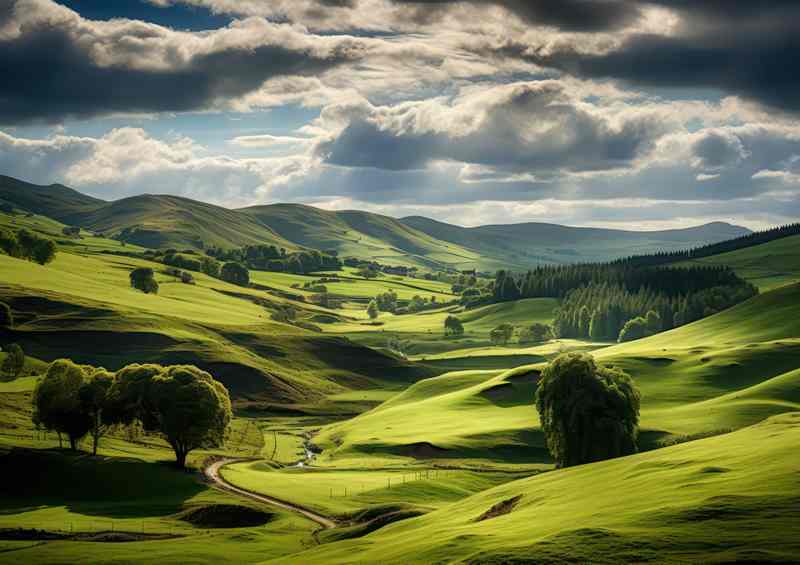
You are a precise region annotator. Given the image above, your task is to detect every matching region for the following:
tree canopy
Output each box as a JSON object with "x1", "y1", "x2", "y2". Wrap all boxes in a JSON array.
[
  {"x1": 130, "y1": 267, "x2": 159, "y2": 294},
  {"x1": 535, "y1": 353, "x2": 641, "y2": 468},
  {"x1": 1, "y1": 343, "x2": 24, "y2": 380},
  {"x1": 106, "y1": 364, "x2": 232, "y2": 468},
  {"x1": 444, "y1": 315, "x2": 464, "y2": 337},
  {"x1": 220, "y1": 261, "x2": 249, "y2": 287},
  {"x1": 33, "y1": 360, "x2": 92, "y2": 450},
  {"x1": 367, "y1": 299, "x2": 379, "y2": 320}
]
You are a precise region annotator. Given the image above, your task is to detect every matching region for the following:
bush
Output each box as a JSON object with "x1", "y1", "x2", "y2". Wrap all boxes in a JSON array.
[
  {"x1": 367, "y1": 299, "x2": 379, "y2": 320},
  {"x1": 444, "y1": 315, "x2": 464, "y2": 337},
  {"x1": 130, "y1": 267, "x2": 159, "y2": 294},
  {"x1": 618, "y1": 316, "x2": 648, "y2": 342},
  {"x1": 221, "y1": 262, "x2": 249, "y2": 287},
  {"x1": 490, "y1": 323, "x2": 514, "y2": 345},
  {"x1": 1, "y1": 343, "x2": 24, "y2": 380},
  {"x1": 518, "y1": 323, "x2": 553, "y2": 344},
  {"x1": 535, "y1": 353, "x2": 640, "y2": 468}
]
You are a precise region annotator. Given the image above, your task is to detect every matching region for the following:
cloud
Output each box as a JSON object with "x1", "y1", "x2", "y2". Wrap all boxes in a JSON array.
[
  {"x1": 0, "y1": 0, "x2": 367, "y2": 124},
  {"x1": 313, "y1": 80, "x2": 670, "y2": 174},
  {"x1": 492, "y1": 1, "x2": 800, "y2": 113}
]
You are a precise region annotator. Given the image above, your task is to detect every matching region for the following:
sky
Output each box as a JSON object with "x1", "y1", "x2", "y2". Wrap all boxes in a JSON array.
[{"x1": 1, "y1": 1, "x2": 799, "y2": 229}]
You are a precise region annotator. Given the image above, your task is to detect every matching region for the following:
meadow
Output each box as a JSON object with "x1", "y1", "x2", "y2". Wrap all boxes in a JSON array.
[{"x1": 1, "y1": 203, "x2": 799, "y2": 564}]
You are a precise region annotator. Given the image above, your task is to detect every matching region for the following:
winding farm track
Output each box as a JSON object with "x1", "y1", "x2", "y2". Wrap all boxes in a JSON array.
[{"x1": 204, "y1": 458, "x2": 338, "y2": 529}]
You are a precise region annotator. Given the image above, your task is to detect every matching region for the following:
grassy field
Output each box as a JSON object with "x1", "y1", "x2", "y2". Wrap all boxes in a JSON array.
[
  {"x1": 312, "y1": 283, "x2": 800, "y2": 469},
  {"x1": 284, "y1": 412, "x2": 800, "y2": 564},
  {"x1": 675, "y1": 234, "x2": 800, "y2": 290}
]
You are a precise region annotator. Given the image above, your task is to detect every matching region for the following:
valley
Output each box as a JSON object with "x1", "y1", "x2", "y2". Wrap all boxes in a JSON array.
[{"x1": 1, "y1": 178, "x2": 799, "y2": 564}]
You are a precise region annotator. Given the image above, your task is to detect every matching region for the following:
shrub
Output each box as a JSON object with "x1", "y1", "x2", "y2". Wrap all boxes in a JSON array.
[
  {"x1": 444, "y1": 315, "x2": 464, "y2": 337},
  {"x1": 518, "y1": 323, "x2": 553, "y2": 344},
  {"x1": 490, "y1": 323, "x2": 514, "y2": 345},
  {"x1": 367, "y1": 299, "x2": 379, "y2": 320},
  {"x1": 1, "y1": 343, "x2": 24, "y2": 379},
  {"x1": 535, "y1": 353, "x2": 640, "y2": 468},
  {"x1": 221, "y1": 262, "x2": 249, "y2": 287},
  {"x1": 130, "y1": 267, "x2": 159, "y2": 294}
]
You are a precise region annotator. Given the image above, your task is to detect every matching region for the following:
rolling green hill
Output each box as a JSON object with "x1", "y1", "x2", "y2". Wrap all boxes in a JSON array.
[
  {"x1": 286, "y1": 412, "x2": 800, "y2": 564},
  {"x1": 676, "y1": 234, "x2": 800, "y2": 290},
  {"x1": 402, "y1": 216, "x2": 752, "y2": 267},
  {"x1": 240, "y1": 204, "x2": 484, "y2": 270},
  {"x1": 1, "y1": 175, "x2": 752, "y2": 270},
  {"x1": 312, "y1": 283, "x2": 800, "y2": 468}
]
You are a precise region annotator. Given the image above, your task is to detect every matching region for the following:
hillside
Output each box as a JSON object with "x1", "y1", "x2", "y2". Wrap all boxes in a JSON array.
[
  {"x1": 402, "y1": 216, "x2": 752, "y2": 267},
  {"x1": 0, "y1": 175, "x2": 754, "y2": 269},
  {"x1": 675, "y1": 234, "x2": 800, "y2": 290},
  {"x1": 313, "y1": 283, "x2": 800, "y2": 467},
  {"x1": 287, "y1": 413, "x2": 800, "y2": 564},
  {"x1": 77, "y1": 194, "x2": 299, "y2": 251},
  {"x1": 0, "y1": 175, "x2": 104, "y2": 222},
  {"x1": 240, "y1": 204, "x2": 482, "y2": 270}
]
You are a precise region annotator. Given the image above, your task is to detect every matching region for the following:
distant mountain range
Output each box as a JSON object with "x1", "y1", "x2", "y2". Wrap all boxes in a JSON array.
[{"x1": 0, "y1": 175, "x2": 752, "y2": 271}]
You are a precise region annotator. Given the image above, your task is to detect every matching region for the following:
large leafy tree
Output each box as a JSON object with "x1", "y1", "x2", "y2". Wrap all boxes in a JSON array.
[
  {"x1": 33, "y1": 360, "x2": 92, "y2": 450},
  {"x1": 79, "y1": 369, "x2": 116, "y2": 456},
  {"x1": 534, "y1": 353, "x2": 640, "y2": 468},
  {"x1": 107, "y1": 364, "x2": 232, "y2": 468}
]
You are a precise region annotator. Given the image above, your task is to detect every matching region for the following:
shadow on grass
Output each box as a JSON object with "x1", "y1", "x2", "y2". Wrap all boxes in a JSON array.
[{"x1": 0, "y1": 448, "x2": 206, "y2": 520}]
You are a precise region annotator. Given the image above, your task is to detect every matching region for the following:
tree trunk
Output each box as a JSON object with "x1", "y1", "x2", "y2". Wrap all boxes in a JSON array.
[
  {"x1": 175, "y1": 448, "x2": 187, "y2": 469},
  {"x1": 69, "y1": 436, "x2": 77, "y2": 451},
  {"x1": 57, "y1": 432, "x2": 63, "y2": 449}
]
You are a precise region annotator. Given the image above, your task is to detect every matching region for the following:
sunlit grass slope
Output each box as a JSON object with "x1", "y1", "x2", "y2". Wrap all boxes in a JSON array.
[
  {"x1": 0, "y1": 250, "x2": 432, "y2": 409},
  {"x1": 315, "y1": 284, "x2": 800, "y2": 467},
  {"x1": 288, "y1": 412, "x2": 800, "y2": 565},
  {"x1": 676, "y1": 233, "x2": 800, "y2": 290}
]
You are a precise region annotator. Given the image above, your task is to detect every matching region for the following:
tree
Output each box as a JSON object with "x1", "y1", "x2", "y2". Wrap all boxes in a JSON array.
[
  {"x1": 32, "y1": 360, "x2": 92, "y2": 451},
  {"x1": 32, "y1": 238, "x2": 57, "y2": 265},
  {"x1": 221, "y1": 262, "x2": 249, "y2": 287},
  {"x1": 0, "y1": 228, "x2": 20, "y2": 257},
  {"x1": 79, "y1": 369, "x2": 115, "y2": 456},
  {"x1": 534, "y1": 353, "x2": 640, "y2": 468},
  {"x1": 444, "y1": 315, "x2": 464, "y2": 337},
  {"x1": 130, "y1": 267, "x2": 159, "y2": 294},
  {"x1": 518, "y1": 323, "x2": 553, "y2": 344},
  {"x1": 577, "y1": 306, "x2": 591, "y2": 338},
  {"x1": 0, "y1": 301, "x2": 12, "y2": 327},
  {"x1": 367, "y1": 299, "x2": 379, "y2": 320},
  {"x1": 1, "y1": 343, "x2": 25, "y2": 379},
  {"x1": 490, "y1": 323, "x2": 514, "y2": 345},
  {"x1": 618, "y1": 316, "x2": 648, "y2": 342},
  {"x1": 62, "y1": 226, "x2": 81, "y2": 238},
  {"x1": 645, "y1": 310, "x2": 662, "y2": 334},
  {"x1": 106, "y1": 364, "x2": 232, "y2": 468}
]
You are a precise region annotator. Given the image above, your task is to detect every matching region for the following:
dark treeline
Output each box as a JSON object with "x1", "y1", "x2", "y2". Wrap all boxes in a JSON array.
[
  {"x1": 493, "y1": 261, "x2": 757, "y2": 342},
  {"x1": 552, "y1": 282, "x2": 757, "y2": 341},
  {"x1": 207, "y1": 245, "x2": 342, "y2": 274},
  {"x1": 613, "y1": 223, "x2": 800, "y2": 268},
  {"x1": 497, "y1": 264, "x2": 748, "y2": 301}
]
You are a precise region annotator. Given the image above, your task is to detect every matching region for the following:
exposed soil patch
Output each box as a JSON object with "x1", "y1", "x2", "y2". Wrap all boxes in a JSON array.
[
  {"x1": 475, "y1": 495, "x2": 523, "y2": 522},
  {"x1": 0, "y1": 528, "x2": 182, "y2": 543},
  {"x1": 177, "y1": 504, "x2": 275, "y2": 528}
]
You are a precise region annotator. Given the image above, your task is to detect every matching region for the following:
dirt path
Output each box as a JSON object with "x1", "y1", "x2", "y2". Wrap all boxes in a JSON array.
[{"x1": 204, "y1": 458, "x2": 338, "y2": 529}]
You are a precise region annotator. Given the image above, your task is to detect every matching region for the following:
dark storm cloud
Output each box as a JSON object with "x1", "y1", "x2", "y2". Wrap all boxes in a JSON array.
[
  {"x1": 488, "y1": 1, "x2": 800, "y2": 113},
  {"x1": 391, "y1": 0, "x2": 641, "y2": 32},
  {"x1": 0, "y1": 3, "x2": 362, "y2": 125}
]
